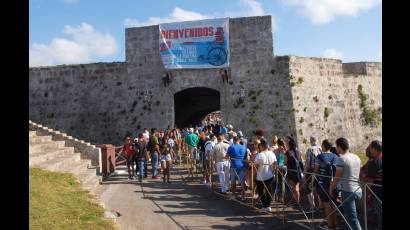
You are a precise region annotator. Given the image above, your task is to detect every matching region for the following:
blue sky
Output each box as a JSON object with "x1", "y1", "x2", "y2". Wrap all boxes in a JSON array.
[{"x1": 29, "y1": 0, "x2": 381, "y2": 66}]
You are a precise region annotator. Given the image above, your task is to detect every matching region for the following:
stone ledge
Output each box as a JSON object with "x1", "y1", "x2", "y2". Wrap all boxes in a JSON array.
[{"x1": 29, "y1": 120, "x2": 101, "y2": 168}]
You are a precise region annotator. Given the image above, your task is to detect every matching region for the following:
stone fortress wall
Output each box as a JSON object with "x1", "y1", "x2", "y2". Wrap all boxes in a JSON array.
[{"x1": 29, "y1": 15, "x2": 382, "y2": 152}]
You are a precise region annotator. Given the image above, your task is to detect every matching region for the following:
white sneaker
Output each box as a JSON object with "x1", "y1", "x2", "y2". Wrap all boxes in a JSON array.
[{"x1": 259, "y1": 207, "x2": 271, "y2": 213}]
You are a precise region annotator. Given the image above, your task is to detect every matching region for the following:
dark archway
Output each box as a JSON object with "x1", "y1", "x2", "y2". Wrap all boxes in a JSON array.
[{"x1": 174, "y1": 87, "x2": 220, "y2": 128}]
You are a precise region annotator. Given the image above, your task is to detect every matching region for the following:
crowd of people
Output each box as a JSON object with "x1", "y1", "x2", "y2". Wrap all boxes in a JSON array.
[{"x1": 120, "y1": 124, "x2": 382, "y2": 230}]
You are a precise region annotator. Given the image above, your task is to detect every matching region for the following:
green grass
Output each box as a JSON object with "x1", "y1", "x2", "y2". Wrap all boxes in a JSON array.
[
  {"x1": 355, "y1": 152, "x2": 368, "y2": 166},
  {"x1": 29, "y1": 167, "x2": 117, "y2": 230}
]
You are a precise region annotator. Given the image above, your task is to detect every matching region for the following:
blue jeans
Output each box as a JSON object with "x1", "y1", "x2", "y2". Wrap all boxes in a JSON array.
[
  {"x1": 151, "y1": 151, "x2": 158, "y2": 177},
  {"x1": 137, "y1": 160, "x2": 144, "y2": 180},
  {"x1": 341, "y1": 190, "x2": 362, "y2": 230},
  {"x1": 373, "y1": 198, "x2": 382, "y2": 230},
  {"x1": 230, "y1": 167, "x2": 245, "y2": 184},
  {"x1": 144, "y1": 159, "x2": 148, "y2": 177}
]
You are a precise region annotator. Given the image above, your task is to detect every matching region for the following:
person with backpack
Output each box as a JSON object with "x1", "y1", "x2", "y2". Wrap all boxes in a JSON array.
[
  {"x1": 314, "y1": 139, "x2": 341, "y2": 229},
  {"x1": 134, "y1": 133, "x2": 148, "y2": 182},
  {"x1": 285, "y1": 136, "x2": 304, "y2": 206},
  {"x1": 186, "y1": 128, "x2": 199, "y2": 173},
  {"x1": 203, "y1": 134, "x2": 216, "y2": 185},
  {"x1": 304, "y1": 136, "x2": 322, "y2": 213},
  {"x1": 148, "y1": 128, "x2": 161, "y2": 179}
]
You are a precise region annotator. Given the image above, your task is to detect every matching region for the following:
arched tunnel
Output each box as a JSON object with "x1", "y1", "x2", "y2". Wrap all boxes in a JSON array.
[{"x1": 174, "y1": 87, "x2": 221, "y2": 128}]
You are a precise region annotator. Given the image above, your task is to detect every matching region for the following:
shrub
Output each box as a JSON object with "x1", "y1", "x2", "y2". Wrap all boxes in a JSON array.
[
  {"x1": 270, "y1": 112, "x2": 277, "y2": 119},
  {"x1": 357, "y1": 85, "x2": 382, "y2": 127},
  {"x1": 324, "y1": 107, "x2": 331, "y2": 120}
]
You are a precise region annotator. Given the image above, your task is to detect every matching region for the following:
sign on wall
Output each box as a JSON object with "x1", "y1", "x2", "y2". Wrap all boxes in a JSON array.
[{"x1": 159, "y1": 18, "x2": 229, "y2": 69}]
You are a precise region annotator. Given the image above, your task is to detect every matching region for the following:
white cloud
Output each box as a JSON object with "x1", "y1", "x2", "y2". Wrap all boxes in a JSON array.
[
  {"x1": 322, "y1": 48, "x2": 343, "y2": 59},
  {"x1": 124, "y1": 7, "x2": 209, "y2": 28},
  {"x1": 63, "y1": 0, "x2": 79, "y2": 5},
  {"x1": 29, "y1": 23, "x2": 119, "y2": 67},
  {"x1": 282, "y1": 0, "x2": 381, "y2": 24},
  {"x1": 378, "y1": 48, "x2": 382, "y2": 58},
  {"x1": 235, "y1": 0, "x2": 265, "y2": 16},
  {"x1": 124, "y1": 0, "x2": 276, "y2": 31}
]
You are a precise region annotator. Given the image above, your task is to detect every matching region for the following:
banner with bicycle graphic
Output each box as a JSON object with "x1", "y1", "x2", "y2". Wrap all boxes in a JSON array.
[{"x1": 159, "y1": 18, "x2": 229, "y2": 69}]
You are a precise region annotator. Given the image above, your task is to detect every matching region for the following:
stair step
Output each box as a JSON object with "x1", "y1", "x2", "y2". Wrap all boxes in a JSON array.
[
  {"x1": 29, "y1": 141, "x2": 66, "y2": 153},
  {"x1": 32, "y1": 152, "x2": 82, "y2": 171},
  {"x1": 29, "y1": 146, "x2": 74, "y2": 158},
  {"x1": 29, "y1": 148, "x2": 75, "y2": 165},
  {"x1": 29, "y1": 135, "x2": 53, "y2": 144}
]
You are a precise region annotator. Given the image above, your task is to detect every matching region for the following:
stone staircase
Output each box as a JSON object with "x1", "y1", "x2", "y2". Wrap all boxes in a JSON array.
[{"x1": 29, "y1": 130, "x2": 103, "y2": 196}]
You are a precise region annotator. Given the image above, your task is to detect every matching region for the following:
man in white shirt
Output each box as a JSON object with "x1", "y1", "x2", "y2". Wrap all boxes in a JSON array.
[
  {"x1": 331, "y1": 138, "x2": 362, "y2": 230},
  {"x1": 254, "y1": 138, "x2": 277, "y2": 213},
  {"x1": 211, "y1": 134, "x2": 230, "y2": 194}
]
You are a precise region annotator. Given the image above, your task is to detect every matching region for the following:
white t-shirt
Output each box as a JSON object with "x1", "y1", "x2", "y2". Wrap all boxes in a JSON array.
[
  {"x1": 212, "y1": 141, "x2": 230, "y2": 162},
  {"x1": 168, "y1": 138, "x2": 175, "y2": 148},
  {"x1": 339, "y1": 152, "x2": 362, "y2": 193},
  {"x1": 143, "y1": 132, "x2": 149, "y2": 141},
  {"x1": 255, "y1": 150, "x2": 277, "y2": 181},
  {"x1": 204, "y1": 140, "x2": 216, "y2": 160}
]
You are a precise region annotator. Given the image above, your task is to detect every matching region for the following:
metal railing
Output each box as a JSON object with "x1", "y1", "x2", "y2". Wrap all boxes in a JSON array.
[{"x1": 181, "y1": 151, "x2": 382, "y2": 230}]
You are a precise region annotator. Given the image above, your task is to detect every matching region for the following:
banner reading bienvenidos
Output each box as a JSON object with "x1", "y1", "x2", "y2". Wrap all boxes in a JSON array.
[{"x1": 159, "y1": 18, "x2": 229, "y2": 69}]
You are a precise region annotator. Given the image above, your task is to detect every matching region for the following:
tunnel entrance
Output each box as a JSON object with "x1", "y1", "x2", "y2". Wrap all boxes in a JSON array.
[{"x1": 174, "y1": 87, "x2": 221, "y2": 128}]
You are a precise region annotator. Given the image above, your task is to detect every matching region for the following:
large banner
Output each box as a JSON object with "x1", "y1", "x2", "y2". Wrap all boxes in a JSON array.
[{"x1": 159, "y1": 18, "x2": 229, "y2": 69}]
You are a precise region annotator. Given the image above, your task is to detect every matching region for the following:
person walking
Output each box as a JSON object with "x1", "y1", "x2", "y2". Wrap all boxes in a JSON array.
[
  {"x1": 254, "y1": 138, "x2": 277, "y2": 213},
  {"x1": 331, "y1": 138, "x2": 362, "y2": 230},
  {"x1": 362, "y1": 140, "x2": 382, "y2": 230},
  {"x1": 148, "y1": 128, "x2": 161, "y2": 179},
  {"x1": 227, "y1": 136, "x2": 247, "y2": 199},
  {"x1": 186, "y1": 128, "x2": 199, "y2": 173},
  {"x1": 274, "y1": 138, "x2": 287, "y2": 202},
  {"x1": 203, "y1": 134, "x2": 216, "y2": 185},
  {"x1": 122, "y1": 135, "x2": 135, "y2": 180},
  {"x1": 314, "y1": 139, "x2": 341, "y2": 229},
  {"x1": 134, "y1": 133, "x2": 148, "y2": 182},
  {"x1": 160, "y1": 135, "x2": 172, "y2": 183},
  {"x1": 211, "y1": 134, "x2": 231, "y2": 194},
  {"x1": 304, "y1": 136, "x2": 322, "y2": 213},
  {"x1": 285, "y1": 136, "x2": 304, "y2": 206}
]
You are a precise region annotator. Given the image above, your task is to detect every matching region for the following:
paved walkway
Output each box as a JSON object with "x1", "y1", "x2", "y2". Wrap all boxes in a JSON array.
[{"x1": 99, "y1": 165, "x2": 309, "y2": 230}]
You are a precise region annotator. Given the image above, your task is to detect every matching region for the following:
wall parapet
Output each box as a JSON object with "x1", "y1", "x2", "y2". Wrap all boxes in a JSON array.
[
  {"x1": 342, "y1": 62, "x2": 382, "y2": 76},
  {"x1": 29, "y1": 120, "x2": 101, "y2": 168}
]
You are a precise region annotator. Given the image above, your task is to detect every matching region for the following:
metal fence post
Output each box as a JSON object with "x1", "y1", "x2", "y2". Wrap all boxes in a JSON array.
[
  {"x1": 251, "y1": 163, "x2": 254, "y2": 207},
  {"x1": 364, "y1": 184, "x2": 367, "y2": 230},
  {"x1": 312, "y1": 174, "x2": 315, "y2": 229}
]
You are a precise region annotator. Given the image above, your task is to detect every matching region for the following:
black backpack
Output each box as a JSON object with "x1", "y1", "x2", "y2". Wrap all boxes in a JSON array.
[
  {"x1": 317, "y1": 153, "x2": 337, "y2": 183},
  {"x1": 289, "y1": 150, "x2": 304, "y2": 181},
  {"x1": 147, "y1": 136, "x2": 154, "y2": 151}
]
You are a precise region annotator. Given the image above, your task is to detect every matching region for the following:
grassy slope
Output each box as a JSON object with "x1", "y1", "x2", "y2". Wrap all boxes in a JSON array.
[
  {"x1": 29, "y1": 167, "x2": 117, "y2": 230},
  {"x1": 355, "y1": 152, "x2": 368, "y2": 166}
]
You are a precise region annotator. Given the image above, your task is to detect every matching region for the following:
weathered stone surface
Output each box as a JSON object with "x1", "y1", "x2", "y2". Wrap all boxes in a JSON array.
[{"x1": 29, "y1": 15, "x2": 381, "y2": 152}]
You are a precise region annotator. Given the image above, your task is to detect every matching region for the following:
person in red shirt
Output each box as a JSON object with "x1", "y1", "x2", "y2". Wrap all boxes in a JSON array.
[{"x1": 122, "y1": 135, "x2": 136, "y2": 180}]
